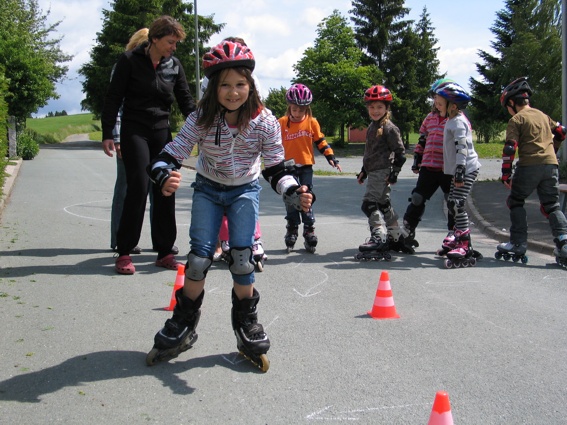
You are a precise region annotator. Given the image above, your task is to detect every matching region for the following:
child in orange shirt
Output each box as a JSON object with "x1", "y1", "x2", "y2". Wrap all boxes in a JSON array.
[{"x1": 278, "y1": 84, "x2": 342, "y2": 253}]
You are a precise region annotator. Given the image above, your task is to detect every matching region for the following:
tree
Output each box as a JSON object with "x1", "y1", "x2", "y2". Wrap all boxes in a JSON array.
[
  {"x1": 79, "y1": 0, "x2": 223, "y2": 119},
  {"x1": 264, "y1": 87, "x2": 288, "y2": 119},
  {"x1": 350, "y1": 2, "x2": 441, "y2": 145},
  {"x1": 470, "y1": 0, "x2": 562, "y2": 143},
  {"x1": 0, "y1": 0, "x2": 72, "y2": 126},
  {"x1": 350, "y1": 0, "x2": 410, "y2": 69},
  {"x1": 385, "y1": 8, "x2": 441, "y2": 144},
  {"x1": 293, "y1": 10, "x2": 382, "y2": 145}
]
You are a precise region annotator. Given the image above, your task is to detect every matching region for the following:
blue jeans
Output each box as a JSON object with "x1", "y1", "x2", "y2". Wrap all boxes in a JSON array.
[
  {"x1": 190, "y1": 174, "x2": 261, "y2": 285},
  {"x1": 285, "y1": 165, "x2": 314, "y2": 227},
  {"x1": 508, "y1": 164, "x2": 567, "y2": 243}
]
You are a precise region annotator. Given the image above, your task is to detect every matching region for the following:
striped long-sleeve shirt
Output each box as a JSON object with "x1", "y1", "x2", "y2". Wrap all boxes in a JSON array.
[
  {"x1": 163, "y1": 108, "x2": 284, "y2": 186},
  {"x1": 416, "y1": 112, "x2": 446, "y2": 170}
]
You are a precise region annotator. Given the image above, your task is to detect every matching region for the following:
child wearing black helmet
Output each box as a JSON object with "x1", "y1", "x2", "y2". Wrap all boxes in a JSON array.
[
  {"x1": 434, "y1": 82, "x2": 481, "y2": 268},
  {"x1": 145, "y1": 40, "x2": 315, "y2": 371},
  {"x1": 496, "y1": 77, "x2": 567, "y2": 267},
  {"x1": 354, "y1": 85, "x2": 409, "y2": 261}
]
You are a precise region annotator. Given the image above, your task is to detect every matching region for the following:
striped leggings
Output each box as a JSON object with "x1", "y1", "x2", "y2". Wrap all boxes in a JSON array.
[{"x1": 447, "y1": 169, "x2": 479, "y2": 231}]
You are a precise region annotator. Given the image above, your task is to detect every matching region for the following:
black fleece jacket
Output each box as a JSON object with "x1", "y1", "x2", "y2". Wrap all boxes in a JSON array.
[{"x1": 101, "y1": 41, "x2": 195, "y2": 141}]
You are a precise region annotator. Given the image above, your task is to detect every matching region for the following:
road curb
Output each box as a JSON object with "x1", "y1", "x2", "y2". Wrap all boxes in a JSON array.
[
  {"x1": 467, "y1": 195, "x2": 555, "y2": 256},
  {"x1": 0, "y1": 158, "x2": 23, "y2": 216}
]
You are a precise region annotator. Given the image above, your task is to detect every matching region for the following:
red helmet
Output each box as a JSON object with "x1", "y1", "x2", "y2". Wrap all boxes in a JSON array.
[
  {"x1": 202, "y1": 40, "x2": 255, "y2": 78},
  {"x1": 364, "y1": 85, "x2": 393, "y2": 103}
]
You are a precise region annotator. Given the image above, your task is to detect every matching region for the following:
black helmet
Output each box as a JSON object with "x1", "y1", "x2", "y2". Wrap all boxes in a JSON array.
[{"x1": 500, "y1": 77, "x2": 532, "y2": 108}]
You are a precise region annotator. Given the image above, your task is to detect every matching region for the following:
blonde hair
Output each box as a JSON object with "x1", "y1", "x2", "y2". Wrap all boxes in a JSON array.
[{"x1": 126, "y1": 28, "x2": 149, "y2": 51}]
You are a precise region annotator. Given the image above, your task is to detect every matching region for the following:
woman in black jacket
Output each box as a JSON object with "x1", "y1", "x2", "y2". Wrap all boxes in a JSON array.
[{"x1": 102, "y1": 15, "x2": 196, "y2": 275}]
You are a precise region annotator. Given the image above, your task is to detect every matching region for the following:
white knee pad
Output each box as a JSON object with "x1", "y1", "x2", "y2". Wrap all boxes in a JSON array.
[
  {"x1": 229, "y1": 247, "x2": 255, "y2": 276},
  {"x1": 185, "y1": 251, "x2": 213, "y2": 281}
]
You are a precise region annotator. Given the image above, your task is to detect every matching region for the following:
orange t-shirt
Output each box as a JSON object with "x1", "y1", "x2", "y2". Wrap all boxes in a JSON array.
[{"x1": 278, "y1": 116, "x2": 333, "y2": 165}]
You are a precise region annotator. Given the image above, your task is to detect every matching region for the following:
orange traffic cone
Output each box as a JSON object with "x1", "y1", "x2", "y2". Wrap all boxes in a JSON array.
[
  {"x1": 164, "y1": 264, "x2": 185, "y2": 311},
  {"x1": 367, "y1": 270, "x2": 400, "y2": 319},
  {"x1": 428, "y1": 391, "x2": 454, "y2": 425}
]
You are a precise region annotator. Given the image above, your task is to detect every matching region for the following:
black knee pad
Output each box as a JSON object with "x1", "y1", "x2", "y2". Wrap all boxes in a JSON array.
[
  {"x1": 228, "y1": 246, "x2": 255, "y2": 276},
  {"x1": 361, "y1": 200, "x2": 379, "y2": 218},
  {"x1": 540, "y1": 201, "x2": 560, "y2": 218},
  {"x1": 185, "y1": 251, "x2": 213, "y2": 281},
  {"x1": 410, "y1": 190, "x2": 425, "y2": 207},
  {"x1": 378, "y1": 201, "x2": 392, "y2": 215}
]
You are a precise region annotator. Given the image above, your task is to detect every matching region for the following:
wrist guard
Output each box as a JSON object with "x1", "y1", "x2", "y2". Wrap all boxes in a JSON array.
[
  {"x1": 388, "y1": 168, "x2": 400, "y2": 184},
  {"x1": 325, "y1": 154, "x2": 339, "y2": 167},
  {"x1": 501, "y1": 140, "x2": 517, "y2": 184},
  {"x1": 454, "y1": 165, "x2": 465, "y2": 184},
  {"x1": 283, "y1": 185, "x2": 315, "y2": 211},
  {"x1": 148, "y1": 162, "x2": 177, "y2": 188},
  {"x1": 356, "y1": 167, "x2": 367, "y2": 182},
  {"x1": 412, "y1": 153, "x2": 422, "y2": 171}
]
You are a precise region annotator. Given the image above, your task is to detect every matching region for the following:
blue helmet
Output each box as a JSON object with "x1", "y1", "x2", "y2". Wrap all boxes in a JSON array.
[
  {"x1": 435, "y1": 82, "x2": 471, "y2": 109},
  {"x1": 430, "y1": 78, "x2": 455, "y2": 95}
]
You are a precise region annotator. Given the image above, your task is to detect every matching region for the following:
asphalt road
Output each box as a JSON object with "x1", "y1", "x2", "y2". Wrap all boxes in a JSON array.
[{"x1": 0, "y1": 140, "x2": 566, "y2": 424}]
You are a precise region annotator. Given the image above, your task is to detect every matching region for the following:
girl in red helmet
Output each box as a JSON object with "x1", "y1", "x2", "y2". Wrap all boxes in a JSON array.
[
  {"x1": 355, "y1": 85, "x2": 409, "y2": 261},
  {"x1": 278, "y1": 83, "x2": 342, "y2": 253},
  {"x1": 145, "y1": 40, "x2": 314, "y2": 371}
]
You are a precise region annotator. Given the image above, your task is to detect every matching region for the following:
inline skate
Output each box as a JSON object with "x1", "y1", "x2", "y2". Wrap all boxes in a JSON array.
[
  {"x1": 398, "y1": 221, "x2": 420, "y2": 253},
  {"x1": 232, "y1": 289, "x2": 270, "y2": 372},
  {"x1": 553, "y1": 235, "x2": 567, "y2": 269},
  {"x1": 303, "y1": 225, "x2": 318, "y2": 253},
  {"x1": 146, "y1": 289, "x2": 204, "y2": 366},
  {"x1": 220, "y1": 240, "x2": 231, "y2": 263},
  {"x1": 355, "y1": 229, "x2": 391, "y2": 261},
  {"x1": 388, "y1": 226, "x2": 416, "y2": 254},
  {"x1": 284, "y1": 222, "x2": 298, "y2": 253},
  {"x1": 495, "y1": 241, "x2": 528, "y2": 264},
  {"x1": 444, "y1": 229, "x2": 478, "y2": 268},
  {"x1": 437, "y1": 228, "x2": 483, "y2": 260},
  {"x1": 252, "y1": 238, "x2": 268, "y2": 272}
]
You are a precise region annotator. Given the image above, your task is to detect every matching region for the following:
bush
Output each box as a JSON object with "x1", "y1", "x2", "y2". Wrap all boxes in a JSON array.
[{"x1": 17, "y1": 129, "x2": 40, "y2": 160}]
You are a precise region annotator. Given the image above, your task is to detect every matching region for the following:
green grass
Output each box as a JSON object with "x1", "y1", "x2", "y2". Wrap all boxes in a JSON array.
[{"x1": 26, "y1": 113, "x2": 101, "y2": 142}]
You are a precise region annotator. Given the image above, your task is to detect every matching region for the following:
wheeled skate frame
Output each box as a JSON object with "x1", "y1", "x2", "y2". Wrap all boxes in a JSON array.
[
  {"x1": 443, "y1": 253, "x2": 477, "y2": 269},
  {"x1": 354, "y1": 250, "x2": 392, "y2": 261},
  {"x1": 555, "y1": 255, "x2": 567, "y2": 269},
  {"x1": 146, "y1": 331, "x2": 198, "y2": 366},
  {"x1": 253, "y1": 253, "x2": 267, "y2": 272},
  {"x1": 494, "y1": 250, "x2": 528, "y2": 264},
  {"x1": 437, "y1": 246, "x2": 483, "y2": 260},
  {"x1": 235, "y1": 334, "x2": 270, "y2": 372}
]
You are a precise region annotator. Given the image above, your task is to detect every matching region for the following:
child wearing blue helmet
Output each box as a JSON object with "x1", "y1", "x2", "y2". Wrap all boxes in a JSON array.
[{"x1": 434, "y1": 82, "x2": 481, "y2": 268}]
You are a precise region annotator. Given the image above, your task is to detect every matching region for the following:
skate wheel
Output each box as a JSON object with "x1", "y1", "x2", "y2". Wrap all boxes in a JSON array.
[
  {"x1": 255, "y1": 260, "x2": 264, "y2": 272},
  {"x1": 146, "y1": 348, "x2": 160, "y2": 366},
  {"x1": 444, "y1": 259, "x2": 453, "y2": 269},
  {"x1": 469, "y1": 257, "x2": 477, "y2": 267},
  {"x1": 495, "y1": 251, "x2": 502, "y2": 260},
  {"x1": 521, "y1": 255, "x2": 528, "y2": 264},
  {"x1": 259, "y1": 354, "x2": 270, "y2": 372},
  {"x1": 503, "y1": 253, "x2": 511, "y2": 261},
  {"x1": 383, "y1": 252, "x2": 392, "y2": 261},
  {"x1": 286, "y1": 246, "x2": 292, "y2": 253}
]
